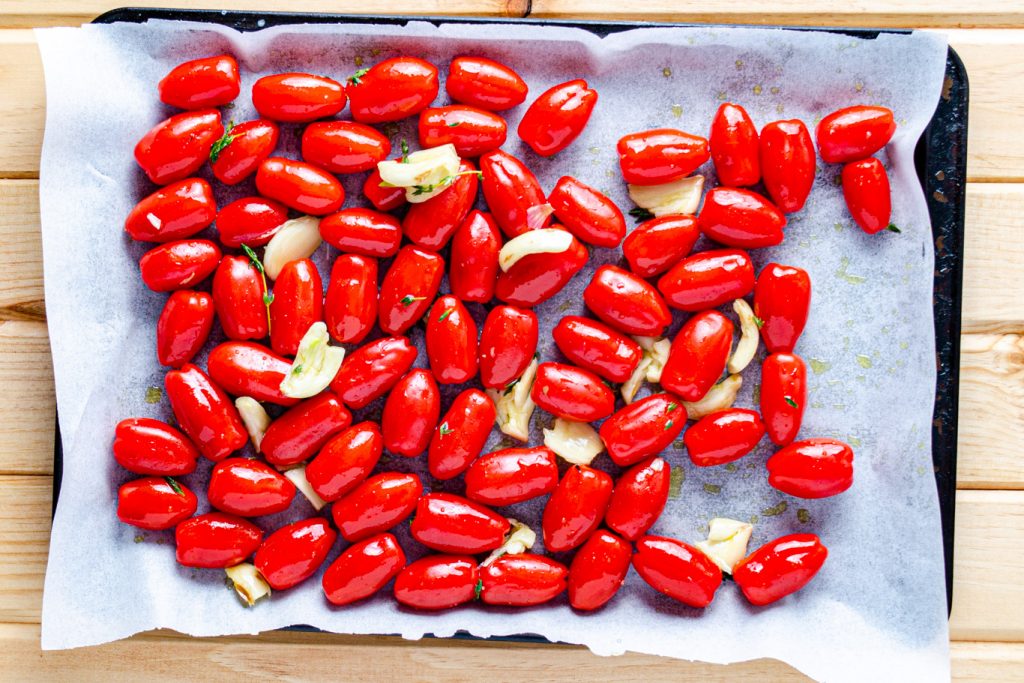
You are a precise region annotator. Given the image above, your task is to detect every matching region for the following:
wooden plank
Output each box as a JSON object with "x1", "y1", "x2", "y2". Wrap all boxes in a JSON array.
[
  {"x1": 0, "y1": 322, "x2": 54, "y2": 476},
  {"x1": 0, "y1": 476, "x2": 51, "y2": 623},
  {"x1": 961, "y1": 184, "x2": 1024, "y2": 335},
  {"x1": 0, "y1": 31, "x2": 42, "y2": 180},
  {"x1": 952, "y1": 642, "x2": 1024, "y2": 682},
  {"x1": 0, "y1": 178, "x2": 44, "y2": 319}
]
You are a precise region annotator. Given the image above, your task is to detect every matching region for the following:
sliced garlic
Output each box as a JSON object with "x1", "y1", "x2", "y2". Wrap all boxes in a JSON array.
[
  {"x1": 727, "y1": 299, "x2": 759, "y2": 374},
  {"x1": 627, "y1": 175, "x2": 705, "y2": 217},
  {"x1": 622, "y1": 336, "x2": 672, "y2": 403},
  {"x1": 481, "y1": 519, "x2": 537, "y2": 568},
  {"x1": 485, "y1": 358, "x2": 538, "y2": 442},
  {"x1": 377, "y1": 144, "x2": 461, "y2": 203},
  {"x1": 498, "y1": 229, "x2": 574, "y2": 272},
  {"x1": 543, "y1": 418, "x2": 605, "y2": 466},
  {"x1": 279, "y1": 322, "x2": 345, "y2": 399},
  {"x1": 283, "y1": 465, "x2": 327, "y2": 511},
  {"x1": 682, "y1": 374, "x2": 743, "y2": 420},
  {"x1": 225, "y1": 563, "x2": 271, "y2": 607},
  {"x1": 262, "y1": 215, "x2": 322, "y2": 280},
  {"x1": 695, "y1": 518, "x2": 754, "y2": 574},
  {"x1": 234, "y1": 397, "x2": 271, "y2": 453}
]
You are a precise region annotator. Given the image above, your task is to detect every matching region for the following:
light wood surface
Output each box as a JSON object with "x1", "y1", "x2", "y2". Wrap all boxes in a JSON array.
[{"x1": 1, "y1": 3, "x2": 1022, "y2": 681}]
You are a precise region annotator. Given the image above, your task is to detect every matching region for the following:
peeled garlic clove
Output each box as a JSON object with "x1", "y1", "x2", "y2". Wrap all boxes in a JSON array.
[
  {"x1": 543, "y1": 418, "x2": 605, "y2": 466},
  {"x1": 282, "y1": 465, "x2": 327, "y2": 511},
  {"x1": 627, "y1": 175, "x2": 705, "y2": 217},
  {"x1": 636, "y1": 336, "x2": 671, "y2": 383},
  {"x1": 498, "y1": 229, "x2": 574, "y2": 272},
  {"x1": 225, "y1": 563, "x2": 271, "y2": 607},
  {"x1": 262, "y1": 215, "x2": 321, "y2": 280},
  {"x1": 279, "y1": 322, "x2": 346, "y2": 399},
  {"x1": 526, "y1": 203, "x2": 556, "y2": 230},
  {"x1": 377, "y1": 144, "x2": 461, "y2": 203},
  {"x1": 621, "y1": 356, "x2": 652, "y2": 405},
  {"x1": 234, "y1": 397, "x2": 271, "y2": 453},
  {"x1": 481, "y1": 519, "x2": 537, "y2": 567},
  {"x1": 485, "y1": 358, "x2": 538, "y2": 442},
  {"x1": 727, "y1": 299, "x2": 759, "y2": 374},
  {"x1": 695, "y1": 517, "x2": 753, "y2": 574},
  {"x1": 682, "y1": 374, "x2": 743, "y2": 420}
]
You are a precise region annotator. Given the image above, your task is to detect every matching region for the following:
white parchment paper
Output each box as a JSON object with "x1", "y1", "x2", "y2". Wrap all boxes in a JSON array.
[{"x1": 37, "y1": 19, "x2": 950, "y2": 681}]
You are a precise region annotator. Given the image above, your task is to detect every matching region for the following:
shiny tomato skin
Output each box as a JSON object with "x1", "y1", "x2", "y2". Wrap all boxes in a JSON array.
[
  {"x1": 251, "y1": 73, "x2": 346, "y2": 123},
  {"x1": 261, "y1": 393, "x2": 352, "y2": 468},
  {"x1": 495, "y1": 232, "x2": 588, "y2": 307},
  {"x1": 419, "y1": 106, "x2": 507, "y2": 157},
  {"x1": 548, "y1": 175, "x2": 625, "y2": 247},
  {"x1": 816, "y1": 105, "x2": 896, "y2": 164},
  {"x1": 394, "y1": 555, "x2": 479, "y2": 610},
  {"x1": 324, "y1": 254, "x2": 378, "y2": 345},
  {"x1": 632, "y1": 535, "x2": 723, "y2": 608},
  {"x1": 215, "y1": 196, "x2": 288, "y2": 249},
  {"x1": 165, "y1": 363, "x2": 248, "y2": 462},
  {"x1": 134, "y1": 109, "x2": 223, "y2": 185},
  {"x1": 660, "y1": 311, "x2": 734, "y2": 402},
  {"x1": 617, "y1": 128, "x2": 710, "y2": 185},
  {"x1": 552, "y1": 315, "x2": 641, "y2": 383},
  {"x1": 450, "y1": 210, "x2": 501, "y2": 303},
  {"x1": 254, "y1": 518, "x2": 337, "y2": 590},
  {"x1": 426, "y1": 296, "x2": 479, "y2": 384},
  {"x1": 568, "y1": 530, "x2": 633, "y2": 611},
  {"x1": 754, "y1": 263, "x2": 811, "y2": 353},
  {"x1": 622, "y1": 215, "x2": 700, "y2": 279},
  {"x1": 347, "y1": 57, "x2": 439, "y2": 123},
  {"x1": 331, "y1": 472, "x2": 423, "y2": 542},
  {"x1": 605, "y1": 457, "x2": 671, "y2": 541},
  {"x1": 531, "y1": 362, "x2": 615, "y2": 422},
  {"x1": 125, "y1": 178, "x2": 216, "y2": 243},
  {"x1": 733, "y1": 534, "x2": 828, "y2": 605},
  {"x1": 403, "y1": 160, "x2": 479, "y2": 250},
  {"x1": 322, "y1": 533, "x2": 407, "y2": 606},
  {"x1": 330, "y1": 336, "x2": 418, "y2": 409},
  {"x1": 117, "y1": 477, "x2": 197, "y2": 530},
  {"x1": 158, "y1": 54, "x2": 240, "y2": 110},
  {"x1": 269, "y1": 258, "x2": 323, "y2": 357},
  {"x1": 709, "y1": 102, "x2": 760, "y2": 187},
  {"x1": 685, "y1": 408, "x2": 766, "y2": 467},
  {"x1": 766, "y1": 439, "x2": 854, "y2": 498},
  {"x1": 428, "y1": 389, "x2": 497, "y2": 480},
  {"x1": 139, "y1": 239, "x2": 221, "y2": 292},
  {"x1": 305, "y1": 422, "x2": 383, "y2": 501},
  {"x1": 761, "y1": 352, "x2": 807, "y2": 446},
  {"x1": 517, "y1": 79, "x2": 597, "y2": 157},
  {"x1": 255, "y1": 157, "x2": 344, "y2": 215},
  {"x1": 207, "y1": 458, "x2": 296, "y2": 517},
  {"x1": 599, "y1": 394, "x2": 687, "y2": 467},
  {"x1": 156, "y1": 290, "x2": 215, "y2": 368},
  {"x1": 378, "y1": 246, "x2": 445, "y2": 335},
  {"x1": 382, "y1": 369, "x2": 441, "y2": 457},
  {"x1": 206, "y1": 341, "x2": 299, "y2": 407},
  {"x1": 479, "y1": 150, "x2": 550, "y2": 238},
  {"x1": 657, "y1": 248, "x2": 755, "y2": 312},
  {"x1": 842, "y1": 158, "x2": 893, "y2": 234},
  {"x1": 211, "y1": 255, "x2": 268, "y2": 341},
  {"x1": 175, "y1": 512, "x2": 263, "y2": 568},
  {"x1": 363, "y1": 168, "x2": 406, "y2": 212},
  {"x1": 542, "y1": 465, "x2": 613, "y2": 553},
  {"x1": 410, "y1": 492, "x2": 510, "y2": 554},
  {"x1": 113, "y1": 417, "x2": 199, "y2": 476},
  {"x1": 319, "y1": 208, "x2": 401, "y2": 258},
  {"x1": 760, "y1": 120, "x2": 816, "y2": 214},
  {"x1": 301, "y1": 120, "x2": 391, "y2": 173},
  {"x1": 464, "y1": 446, "x2": 559, "y2": 507},
  {"x1": 583, "y1": 264, "x2": 672, "y2": 337},
  {"x1": 446, "y1": 56, "x2": 528, "y2": 111},
  {"x1": 478, "y1": 305, "x2": 538, "y2": 389},
  {"x1": 479, "y1": 555, "x2": 568, "y2": 606},
  {"x1": 698, "y1": 187, "x2": 787, "y2": 248},
  {"x1": 211, "y1": 119, "x2": 279, "y2": 185}
]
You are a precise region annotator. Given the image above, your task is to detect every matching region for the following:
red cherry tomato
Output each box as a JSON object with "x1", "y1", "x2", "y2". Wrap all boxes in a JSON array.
[
  {"x1": 604, "y1": 457, "x2": 671, "y2": 541},
  {"x1": 206, "y1": 341, "x2": 298, "y2": 407},
  {"x1": 165, "y1": 364, "x2": 247, "y2": 462},
  {"x1": 660, "y1": 311, "x2": 734, "y2": 402},
  {"x1": 542, "y1": 465, "x2": 613, "y2": 553},
  {"x1": 632, "y1": 535, "x2": 723, "y2": 608},
  {"x1": 446, "y1": 56, "x2": 528, "y2": 111},
  {"x1": 617, "y1": 128, "x2": 710, "y2": 185},
  {"x1": 698, "y1": 187, "x2": 787, "y2": 248},
  {"x1": 324, "y1": 254, "x2": 378, "y2": 345},
  {"x1": 548, "y1": 175, "x2": 625, "y2": 247},
  {"x1": 842, "y1": 158, "x2": 894, "y2": 234},
  {"x1": 532, "y1": 362, "x2": 615, "y2": 422},
  {"x1": 411, "y1": 492, "x2": 510, "y2": 554},
  {"x1": 479, "y1": 150, "x2": 550, "y2": 238},
  {"x1": 450, "y1": 210, "x2": 501, "y2": 303},
  {"x1": 305, "y1": 422, "x2": 383, "y2": 501},
  {"x1": 134, "y1": 109, "x2": 223, "y2": 185},
  {"x1": 322, "y1": 533, "x2": 407, "y2": 606},
  {"x1": 113, "y1": 418, "x2": 199, "y2": 476},
  {"x1": 426, "y1": 296, "x2": 479, "y2": 384},
  {"x1": 394, "y1": 554, "x2": 479, "y2": 610},
  {"x1": 175, "y1": 512, "x2": 263, "y2": 568},
  {"x1": 139, "y1": 239, "x2": 221, "y2": 292},
  {"x1": 766, "y1": 439, "x2": 854, "y2": 498},
  {"x1": 479, "y1": 555, "x2": 568, "y2": 606},
  {"x1": 301, "y1": 120, "x2": 391, "y2": 173},
  {"x1": 583, "y1": 264, "x2": 671, "y2": 336},
  {"x1": 251, "y1": 73, "x2": 346, "y2": 123},
  {"x1": 403, "y1": 160, "x2": 479, "y2": 250},
  {"x1": 125, "y1": 178, "x2": 216, "y2": 243},
  {"x1": 552, "y1": 315, "x2": 641, "y2": 383},
  {"x1": 428, "y1": 389, "x2": 497, "y2": 480},
  {"x1": 760, "y1": 119, "x2": 816, "y2": 214},
  {"x1": 158, "y1": 54, "x2": 240, "y2": 110},
  {"x1": 269, "y1": 258, "x2": 323, "y2": 357},
  {"x1": 215, "y1": 196, "x2": 288, "y2": 248},
  {"x1": 319, "y1": 208, "x2": 402, "y2": 258},
  {"x1": 419, "y1": 106, "x2": 508, "y2": 157},
  {"x1": 331, "y1": 472, "x2": 423, "y2": 541},
  {"x1": 382, "y1": 369, "x2": 441, "y2": 457},
  {"x1": 761, "y1": 352, "x2": 806, "y2": 446},
  {"x1": 568, "y1": 530, "x2": 632, "y2": 611},
  {"x1": 117, "y1": 477, "x2": 197, "y2": 530},
  {"x1": 709, "y1": 102, "x2": 760, "y2": 187},
  {"x1": 599, "y1": 394, "x2": 687, "y2": 467},
  {"x1": 622, "y1": 215, "x2": 700, "y2": 279},
  {"x1": 254, "y1": 518, "x2": 337, "y2": 590},
  {"x1": 478, "y1": 305, "x2": 538, "y2": 389},
  {"x1": 208, "y1": 458, "x2": 296, "y2": 517},
  {"x1": 157, "y1": 290, "x2": 215, "y2": 368},
  {"x1": 518, "y1": 79, "x2": 598, "y2": 157},
  {"x1": 261, "y1": 393, "x2": 352, "y2": 467},
  {"x1": 685, "y1": 408, "x2": 766, "y2": 467},
  {"x1": 816, "y1": 105, "x2": 896, "y2": 164},
  {"x1": 754, "y1": 263, "x2": 811, "y2": 353},
  {"x1": 378, "y1": 246, "x2": 444, "y2": 335},
  {"x1": 212, "y1": 255, "x2": 269, "y2": 341},
  {"x1": 464, "y1": 446, "x2": 559, "y2": 507},
  {"x1": 363, "y1": 167, "x2": 406, "y2": 212},
  {"x1": 347, "y1": 57, "x2": 439, "y2": 123},
  {"x1": 210, "y1": 119, "x2": 279, "y2": 185},
  {"x1": 657, "y1": 248, "x2": 755, "y2": 312},
  {"x1": 734, "y1": 533, "x2": 828, "y2": 605},
  {"x1": 330, "y1": 336, "x2": 417, "y2": 409},
  {"x1": 495, "y1": 232, "x2": 588, "y2": 308},
  {"x1": 256, "y1": 158, "x2": 344, "y2": 215}
]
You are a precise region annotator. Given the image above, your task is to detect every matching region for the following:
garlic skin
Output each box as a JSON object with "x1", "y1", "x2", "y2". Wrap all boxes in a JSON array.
[
  {"x1": 377, "y1": 144, "x2": 461, "y2": 203},
  {"x1": 485, "y1": 358, "x2": 539, "y2": 442},
  {"x1": 621, "y1": 336, "x2": 672, "y2": 403},
  {"x1": 728, "y1": 298, "x2": 759, "y2": 374},
  {"x1": 279, "y1": 322, "x2": 345, "y2": 399},
  {"x1": 225, "y1": 563, "x2": 271, "y2": 606},
  {"x1": 498, "y1": 229, "x2": 574, "y2": 272},
  {"x1": 481, "y1": 519, "x2": 537, "y2": 567},
  {"x1": 282, "y1": 465, "x2": 327, "y2": 511},
  {"x1": 682, "y1": 374, "x2": 743, "y2": 419},
  {"x1": 262, "y1": 215, "x2": 321, "y2": 280},
  {"x1": 543, "y1": 418, "x2": 605, "y2": 466},
  {"x1": 695, "y1": 518, "x2": 754, "y2": 574},
  {"x1": 234, "y1": 397, "x2": 271, "y2": 453},
  {"x1": 627, "y1": 175, "x2": 705, "y2": 217}
]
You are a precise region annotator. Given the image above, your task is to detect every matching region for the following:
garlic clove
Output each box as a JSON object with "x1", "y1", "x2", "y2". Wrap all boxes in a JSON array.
[
  {"x1": 543, "y1": 418, "x2": 605, "y2": 466},
  {"x1": 234, "y1": 397, "x2": 270, "y2": 453},
  {"x1": 627, "y1": 175, "x2": 705, "y2": 217},
  {"x1": 279, "y1": 322, "x2": 345, "y2": 399},
  {"x1": 727, "y1": 298, "x2": 759, "y2": 374},
  {"x1": 682, "y1": 374, "x2": 743, "y2": 420},
  {"x1": 262, "y1": 215, "x2": 321, "y2": 280},
  {"x1": 498, "y1": 229, "x2": 574, "y2": 272}
]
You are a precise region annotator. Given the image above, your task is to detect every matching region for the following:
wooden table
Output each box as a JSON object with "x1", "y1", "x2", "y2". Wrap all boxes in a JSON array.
[{"x1": 1, "y1": 2, "x2": 1022, "y2": 680}]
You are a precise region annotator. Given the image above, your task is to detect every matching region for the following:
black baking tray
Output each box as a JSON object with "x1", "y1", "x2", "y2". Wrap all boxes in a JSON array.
[{"x1": 54, "y1": 9, "x2": 967, "y2": 618}]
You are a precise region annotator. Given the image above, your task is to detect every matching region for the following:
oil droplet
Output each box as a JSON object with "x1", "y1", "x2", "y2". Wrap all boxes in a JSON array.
[
  {"x1": 133, "y1": 534, "x2": 145, "y2": 543},
  {"x1": 703, "y1": 483, "x2": 721, "y2": 495},
  {"x1": 834, "y1": 222, "x2": 845, "y2": 232},
  {"x1": 856, "y1": 354, "x2": 873, "y2": 369},
  {"x1": 810, "y1": 358, "x2": 831, "y2": 375},
  {"x1": 673, "y1": 440, "x2": 685, "y2": 450},
  {"x1": 836, "y1": 257, "x2": 866, "y2": 284},
  {"x1": 749, "y1": 514, "x2": 759, "y2": 525},
  {"x1": 588, "y1": 146, "x2": 601, "y2": 155},
  {"x1": 762, "y1": 501, "x2": 788, "y2": 517},
  {"x1": 752, "y1": 383, "x2": 761, "y2": 404},
  {"x1": 724, "y1": 463, "x2": 738, "y2": 473},
  {"x1": 849, "y1": 435, "x2": 862, "y2": 447},
  {"x1": 145, "y1": 386, "x2": 162, "y2": 404},
  {"x1": 770, "y1": 86, "x2": 780, "y2": 95},
  {"x1": 717, "y1": 91, "x2": 727, "y2": 101},
  {"x1": 354, "y1": 55, "x2": 364, "y2": 67},
  {"x1": 671, "y1": 104, "x2": 683, "y2": 118},
  {"x1": 811, "y1": 401, "x2": 825, "y2": 410},
  {"x1": 916, "y1": 465, "x2": 927, "y2": 476},
  {"x1": 776, "y1": 103, "x2": 785, "y2": 114},
  {"x1": 735, "y1": 59, "x2": 744, "y2": 69},
  {"x1": 855, "y1": 82, "x2": 864, "y2": 92},
  {"x1": 753, "y1": 84, "x2": 763, "y2": 95},
  {"x1": 746, "y1": 462, "x2": 757, "y2": 470},
  {"x1": 662, "y1": 67, "x2": 672, "y2": 78},
  {"x1": 667, "y1": 468, "x2": 685, "y2": 499},
  {"x1": 797, "y1": 509, "x2": 811, "y2": 523},
  {"x1": 370, "y1": 47, "x2": 381, "y2": 56},
  {"x1": 900, "y1": 341, "x2": 909, "y2": 350}
]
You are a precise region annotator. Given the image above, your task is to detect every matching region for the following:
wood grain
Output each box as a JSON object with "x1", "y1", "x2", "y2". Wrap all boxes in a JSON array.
[
  {"x1": 0, "y1": 178, "x2": 44, "y2": 320},
  {"x1": 0, "y1": 322, "x2": 54, "y2": 476},
  {"x1": 961, "y1": 184, "x2": 1024, "y2": 334}
]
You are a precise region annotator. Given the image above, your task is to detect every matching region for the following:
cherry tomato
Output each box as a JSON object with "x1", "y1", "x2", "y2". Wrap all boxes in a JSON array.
[
  {"x1": 363, "y1": 167, "x2": 406, "y2": 212},
  {"x1": 347, "y1": 57, "x2": 439, "y2": 123},
  {"x1": 583, "y1": 264, "x2": 671, "y2": 337},
  {"x1": 446, "y1": 56, "x2": 528, "y2": 111},
  {"x1": 305, "y1": 422, "x2": 383, "y2": 501},
  {"x1": 733, "y1": 533, "x2": 828, "y2": 605},
  {"x1": 206, "y1": 341, "x2": 299, "y2": 407},
  {"x1": 419, "y1": 106, "x2": 507, "y2": 157},
  {"x1": 301, "y1": 120, "x2": 391, "y2": 173},
  {"x1": 842, "y1": 158, "x2": 894, "y2": 234},
  {"x1": 531, "y1": 362, "x2": 615, "y2": 422},
  {"x1": 604, "y1": 457, "x2": 671, "y2": 541},
  {"x1": 256, "y1": 157, "x2": 344, "y2": 216},
  {"x1": 426, "y1": 296, "x2": 479, "y2": 384},
  {"x1": 518, "y1": 79, "x2": 597, "y2": 157},
  {"x1": 684, "y1": 408, "x2": 765, "y2": 467},
  {"x1": 542, "y1": 465, "x2": 613, "y2": 553},
  {"x1": 394, "y1": 554, "x2": 479, "y2": 610},
  {"x1": 330, "y1": 336, "x2": 417, "y2": 409},
  {"x1": 322, "y1": 533, "x2": 407, "y2": 606},
  {"x1": 761, "y1": 352, "x2": 807, "y2": 446},
  {"x1": 709, "y1": 102, "x2": 759, "y2": 187},
  {"x1": 331, "y1": 472, "x2": 423, "y2": 541},
  {"x1": 766, "y1": 439, "x2": 854, "y2": 498},
  {"x1": 210, "y1": 119, "x2": 279, "y2": 186},
  {"x1": 754, "y1": 263, "x2": 811, "y2": 353},
  {"x1": 410, "y1": 492, "x2": 510, "y2": 554},
  {"x1": 622, "y1": 215, "x2": 700, "y2": 279},
  {"x1": 117, "y1": 477, "x2": 197, "y2": 530},
  {"x1": 158, "y1": 54, "x2": 240, "y2": 110},
  {"x1": 698, "y1": 187, "x2": 787, "y2": 248},
  {"x1": 382, "y1": 369, "x2": 441, "y2": 457},
  {"x1": 760, "y1": 119, "x2": 816, "y2": 214},
  {"x1": 254, "y1": 518, "x2": 337, "y2": 590},
  {"x1": 324, "y1": 254, "x2": 378, "y2": 345},
  {"x1": 165, "y1": 364, "x2": 247, "y2": 462},
  {"x1": 428, "y1": 389, "x2": 498, "y2": 480},
  {"x1": 450, "y1": 210, "x2": 501, "y2": 303},
  {"x1": 139, "y1": 239, "x2": 221, "y2": 292},
  {"x1": 464, "y1": 446, "x2": 559, "y2": 506},
  {"x1": 478, "y1": 305, "x2": 538, "y2": 389},
  {"x1": 568, "y1": 530, "x2": 632, "y2": 611},
  {"x1": 208, "y1": 458, "x2": 296, "y2": 517},
  {"x1": 378, "y1": 246, "x2": 444, "y2": 335},
  {"x1": 251, "y1": 73, "x2": 346, "y2": 123},
  {"x1": 632, "y1": 535, "x2": 722, "y2": 608},
  {"x1": 816, "y1": 105, "x2": 896, "y2": 164},
  {"x1": 156, "y1": 290, "x2": 215, "y2": 368},
  {"x1": 657, "y1": 248, "x2": 755, "y2": 312},
  {"x1": 552, "y1": 315, "x2": 641, "y2": 383},
  {"x1": 134, "y1": 109, "x2": 223, "y2": 185},
  {"x1": 113, "y1": 418, "x2": 199, "y2": 476},
  {"x1": 216, "y1": 196, "x2": 288, "y2": 248},
  {"x1": 269, "y1": 258, "x2": 323, "y2": 357},
  {"x1": 495, "y1": 232, "x2": 588, "y2": 307},
  {"x1": 212, "y1": 255, "x2": 269, "y2": 341},
  {"x1": 125, "y1": 178, "x2": 216, "y2": 243},
  {"x1": 548, "y1": 175, "x2": 625, "y2": 247},
  {"x1": 175, "y1": 512, "x2": 263, "y2": 568},
  {"x1": 479, "y1": 150, "x2": 550, "y2": 238},
  {"x1": 617, "y1": 128, "x2": 710, "y2": 185},
  {"x1": 479, "y1": 555, "x2": 568, "y2": 606},
  {"x1": 660, "y1": 311, "x2": 734, "y2": 402},
  {"x1": 403, "y1": 160, "x2": 479, "y2": 250},
  {"x1": 261, "y1": 393, "x2": 352, "y2": 467},
  {"x1": 599, "y1": 394, "x2": 687, "y2": 467},
  {"x1": 319, "y1": 208, "x2": 402, "y2": 258}
]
